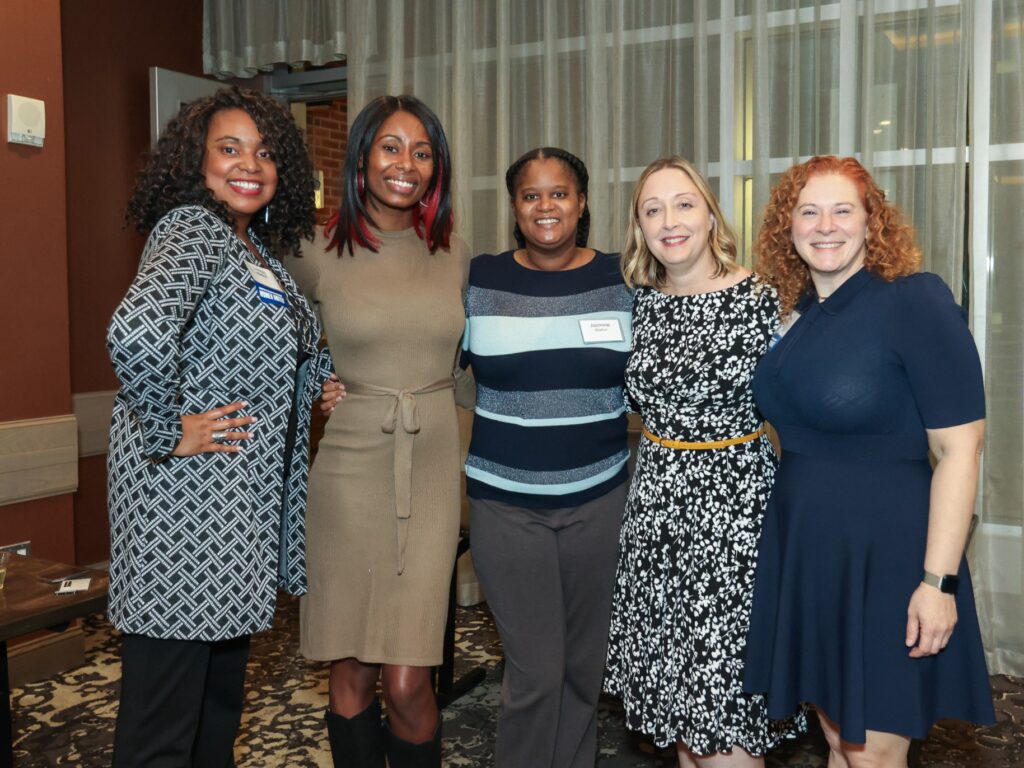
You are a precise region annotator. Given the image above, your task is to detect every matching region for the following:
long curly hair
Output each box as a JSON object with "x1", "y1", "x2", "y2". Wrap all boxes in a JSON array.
[
  {"x1": 505, "y1": 147, "x2": 590, "y2": 248},
  {"x1": 620, "y1": 156, "x2": 739, "y2": 290},
  {"x1": 328, "y1": 94, "x2": 454, "y2": 255},
  {"x1": 126, "y1": 87, "x2": 315, "y2": 258},
  {"x1": 754, "y1": 155, "x2": 921, "y2": 315}
]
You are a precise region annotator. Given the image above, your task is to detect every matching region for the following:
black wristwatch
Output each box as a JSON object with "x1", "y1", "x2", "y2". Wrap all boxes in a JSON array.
[{"x1": 922, "y1": 570, "x2": 960, "y2": 595}]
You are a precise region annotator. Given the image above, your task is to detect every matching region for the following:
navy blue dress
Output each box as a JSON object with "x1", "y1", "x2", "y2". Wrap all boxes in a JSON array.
[{"x1": 743, "y1": 268, "x2": 995, "y2": 743}]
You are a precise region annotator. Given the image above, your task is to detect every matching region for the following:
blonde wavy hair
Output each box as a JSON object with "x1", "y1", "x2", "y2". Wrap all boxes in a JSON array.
[
  {"x1": 621, "y1": 156, "x2": 740, "y2": 289},
  {"x1": 754, "y1": 155, "x2": 922, "y2": 315}
]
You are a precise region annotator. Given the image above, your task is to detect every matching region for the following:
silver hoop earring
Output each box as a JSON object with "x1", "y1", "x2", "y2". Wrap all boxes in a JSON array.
[{"x1": 263, "y1": 205, "x2": 271, "y2": 224}]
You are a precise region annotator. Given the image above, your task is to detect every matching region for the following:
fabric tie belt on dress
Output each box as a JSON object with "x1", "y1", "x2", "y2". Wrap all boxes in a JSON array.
[
  {"x1": 345, "y1": 377, "x2": 455, "y2": 575},
  {"x1": 642, "y1": 424, "x2": 766, "y2": 450}
]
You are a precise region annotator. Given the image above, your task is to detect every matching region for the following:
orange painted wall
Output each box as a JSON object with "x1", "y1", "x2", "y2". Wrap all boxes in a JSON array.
[
  {"x1": 61, "y1": 0, "x2": 206, "y2": 564},
  {"x1": 0, "y1": 0, "x2": 75, "y2": 563},
  {"x1": 62, "y1": 0, "x2": 205, "y2": 395},
  {"x1": 73, "y1": 455, "x2": 109, "y2": 566},
  {"x1": 0, "y1": 0, "x2": 71, "y2": 423}
]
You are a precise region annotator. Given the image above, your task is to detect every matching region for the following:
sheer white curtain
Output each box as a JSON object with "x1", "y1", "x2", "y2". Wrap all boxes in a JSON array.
[
  {"x1": 339, "y1": 2, "x2": 979, "y2": 276},
  {"x1": 205, "y1": 0, "x2": 1024, "y2": 676},
  {"x1": 203, "y1": 0, "x2": 350, "y2": 78},
  {"x1": 342, "y1": 0, "x2": 1024, "y2": 678},
  {"x1": 970, "y1": 0, "x2": 1024, "y2": 677}
]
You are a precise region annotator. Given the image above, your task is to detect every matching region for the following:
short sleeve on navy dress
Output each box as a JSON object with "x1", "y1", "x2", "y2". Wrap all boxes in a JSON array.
[{"x1": 888, "y1": 273, "x2": 985, "y2": 429}]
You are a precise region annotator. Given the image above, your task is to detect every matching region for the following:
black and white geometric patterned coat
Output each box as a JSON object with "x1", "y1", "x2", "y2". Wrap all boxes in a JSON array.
[{"x1": 106, "y1": 206, "x2": 330, "y2": 641}]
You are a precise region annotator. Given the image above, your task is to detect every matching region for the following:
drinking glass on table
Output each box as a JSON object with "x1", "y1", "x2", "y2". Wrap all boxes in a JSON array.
[{"x1": 0, "y1": 551, "x2": 11, "y2": 589}]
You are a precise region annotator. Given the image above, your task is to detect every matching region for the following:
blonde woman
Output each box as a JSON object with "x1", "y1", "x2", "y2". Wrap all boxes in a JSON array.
[{"x1": 605, "y1": 157, "x2": 801, "y2": 767}]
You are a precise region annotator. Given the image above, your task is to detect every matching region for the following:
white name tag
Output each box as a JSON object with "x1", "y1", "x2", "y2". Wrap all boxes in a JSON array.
[
  {"x1": 579, "y1": 318, "x2": 624, "y2": 344},
  {"x1": 246, "y1": 262, "x2": 289, "y2": 307},
  {"x1": 246, "y1": 262, "x2": 283, "y2": 291}
]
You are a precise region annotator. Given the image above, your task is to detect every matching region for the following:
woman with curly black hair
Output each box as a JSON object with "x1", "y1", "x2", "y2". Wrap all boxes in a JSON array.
[{"x1": 107, "y1": 86, "x2": 324, "y2": 767}]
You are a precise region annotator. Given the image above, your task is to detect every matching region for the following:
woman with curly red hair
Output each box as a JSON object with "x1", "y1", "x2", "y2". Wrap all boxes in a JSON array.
[{"x1": 743, "y1": 156, "x2": 994, "y2": 767}]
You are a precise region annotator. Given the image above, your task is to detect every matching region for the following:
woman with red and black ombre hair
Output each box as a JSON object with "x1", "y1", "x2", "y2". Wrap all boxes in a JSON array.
[{"x1": 286, "y1": 94, "x2": 469, "y2": 768}]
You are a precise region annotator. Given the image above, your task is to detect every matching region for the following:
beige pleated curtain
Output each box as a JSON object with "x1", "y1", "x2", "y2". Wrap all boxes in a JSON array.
[{"x1": 206, "y1": 0, "x2": 1024, "y2": 677}]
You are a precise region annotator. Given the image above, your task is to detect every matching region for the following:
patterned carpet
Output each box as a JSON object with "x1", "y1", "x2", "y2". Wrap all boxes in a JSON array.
[{"x1": 11, "y1": 595, "x2": 1024, "y2": 767}]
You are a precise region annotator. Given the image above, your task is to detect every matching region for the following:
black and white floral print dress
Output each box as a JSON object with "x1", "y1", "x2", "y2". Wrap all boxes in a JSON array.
[{"x1": 605, "y1": 276, "x2": 803, "y2": 754}]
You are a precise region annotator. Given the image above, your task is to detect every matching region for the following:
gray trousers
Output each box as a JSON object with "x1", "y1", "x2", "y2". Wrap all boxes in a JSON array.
[{"x1": 470, "y1": 482, "x2": 627, "y2": 768}]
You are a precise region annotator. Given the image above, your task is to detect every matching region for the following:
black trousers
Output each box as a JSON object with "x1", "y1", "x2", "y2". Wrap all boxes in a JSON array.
[{"x1": 112, "y1": 633, "x2": 251, "y2": 768}]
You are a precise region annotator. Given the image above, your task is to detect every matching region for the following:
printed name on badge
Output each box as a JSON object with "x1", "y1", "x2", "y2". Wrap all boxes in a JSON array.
[
  {"x1": 246, "y1": 262, "x2": 289, "y2": 307},
  {"x1": 579, "y1": 318, "x2": 625, "y2": 344}
]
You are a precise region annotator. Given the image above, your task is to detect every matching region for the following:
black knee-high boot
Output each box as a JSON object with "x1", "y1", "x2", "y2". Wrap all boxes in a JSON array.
[
  {"x1": 324, "y1": 700, "x2": 385, "y2": 768},
  {"x1": 384, "y1": 719, "x2": 441, "y2": 768}
]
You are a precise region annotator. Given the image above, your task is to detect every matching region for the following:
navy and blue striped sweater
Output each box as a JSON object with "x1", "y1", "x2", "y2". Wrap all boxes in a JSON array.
[{"x1": 462, "y1": 250, "x2": 632, "y2": 509}]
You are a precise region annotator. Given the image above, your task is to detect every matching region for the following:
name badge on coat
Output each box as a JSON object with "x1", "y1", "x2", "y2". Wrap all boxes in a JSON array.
[{"x1": 246, "y1": 262, "x2": 289, "y2": 307}]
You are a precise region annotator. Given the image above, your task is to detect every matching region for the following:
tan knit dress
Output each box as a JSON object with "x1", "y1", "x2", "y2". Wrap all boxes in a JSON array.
[{"x1": 287, "y1": 226, "x2": 469, "y2": 665}]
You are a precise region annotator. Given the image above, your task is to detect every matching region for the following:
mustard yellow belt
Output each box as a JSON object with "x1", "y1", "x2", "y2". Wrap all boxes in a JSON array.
[
  {"x1": 642, "y1": 425, "x2": 766, "y2": 450},
  {"x1": 345, "y1": 377, "x2": 455, "y2": 575}
]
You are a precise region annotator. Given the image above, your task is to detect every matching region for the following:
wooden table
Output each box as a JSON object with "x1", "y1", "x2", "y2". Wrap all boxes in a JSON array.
[{"x1": 0, "y1": 554, "x2": 108, "y2": 768}]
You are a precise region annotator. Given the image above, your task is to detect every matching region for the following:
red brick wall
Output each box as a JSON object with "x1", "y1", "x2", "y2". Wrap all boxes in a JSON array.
[{"x1": 306, "y1": 100, "x2": 348, "y2": 223}]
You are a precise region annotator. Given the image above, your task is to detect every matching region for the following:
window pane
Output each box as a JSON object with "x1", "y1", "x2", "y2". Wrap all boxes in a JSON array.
[
  {"x1": 991, "y1": 0, "x2": 1024, "y2": 144},
  {"x1": 865, "y1": 7, "x2": 967, "y2": 152},
  {"x1": 620, "y1": 1, "x2": 694, "y2": 30},
  {"x1": 619, "y1": 37, "x2": 698, "y2": 167},
  {"x1": 985, "y1": 160, "x2": 1024, "y2": 525},
  {"x1": 748, "y1": 23, "x2": 841, "y2": 157},
  {"x1": 470, "y1": 188, "x2": 502, "y2": 254}
]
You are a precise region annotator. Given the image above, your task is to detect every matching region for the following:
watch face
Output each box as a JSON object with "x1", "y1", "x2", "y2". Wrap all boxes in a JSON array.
[{"x1": 940, "y1": 575, "x2": 960, "y2": 594}]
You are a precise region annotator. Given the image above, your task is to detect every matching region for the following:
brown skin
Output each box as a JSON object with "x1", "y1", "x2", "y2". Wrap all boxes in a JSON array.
[
  {"x1": 316, "y1": 163, "x2": 594, "y2": 728},
  {"x1": 323, "y1": 110, "x2": 440, "y2": 744},
  {"x1": 173, "y1": 401, "x2": 255, "y2": 457},
  {"x1": 330, "y1": 660, "x2": 438, "y2": 740},
  {"x1": 363, "y1": 110, "x2": 435, "y2": 232},
  {"x1": 174, "y1": 109, "x2": 278, "y2": 457},
  {"x1": 510, "y1": 157, "x2": 593, "y2": 271},
  {"x1": 201, "y1": 108, "x2": 278, "y2": 238}
]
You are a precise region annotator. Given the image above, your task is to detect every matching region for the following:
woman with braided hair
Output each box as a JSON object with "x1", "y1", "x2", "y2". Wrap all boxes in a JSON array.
[{"x1": 460, "y1": 147, "x2": 633, "y2": 767}]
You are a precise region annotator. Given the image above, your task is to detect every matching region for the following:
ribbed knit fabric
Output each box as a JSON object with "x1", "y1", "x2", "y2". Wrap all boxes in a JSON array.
[
  {"x1": 286, "y1": 226, "x2": 469, "y2": 665},
  {"x1": 462, "y1": 250, "x2": 632, "y2": 509}
]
